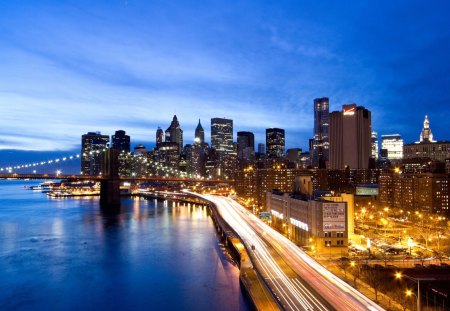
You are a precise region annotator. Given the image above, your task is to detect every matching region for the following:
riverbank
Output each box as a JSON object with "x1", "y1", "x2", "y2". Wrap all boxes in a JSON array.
[{"x1": 191, "y1": 194, "x2": 279, "y2": 311}]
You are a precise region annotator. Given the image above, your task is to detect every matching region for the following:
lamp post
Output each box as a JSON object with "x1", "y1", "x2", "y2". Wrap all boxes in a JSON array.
[{"x1": 395, "y1": 272, "x2": 434, "y2": 311}]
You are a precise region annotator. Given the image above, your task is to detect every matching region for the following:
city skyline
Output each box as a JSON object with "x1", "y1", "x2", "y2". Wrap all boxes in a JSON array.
[{"x1": 1, "y1": 1, "x2": 450, "y2": 152}]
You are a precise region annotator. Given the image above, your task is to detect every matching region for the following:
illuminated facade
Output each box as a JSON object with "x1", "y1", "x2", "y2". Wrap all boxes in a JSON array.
[
  {"x1": 403, "y1": 116, "x2": 449, "y2": 162},
  {"x1": 133, "y1": 144, "x2": 148, "y2": 177},
  {"x1": 381, "y1": 134, "x2": 403, "y2": 161},
  {"x1": 379, "y1": 170, "x2": 450, "y2": 214},
  {"x1": 404, "y1": 142, "x2": 450, "y2": 162},
  {"x1": 312, "y1": 97, "x2": 329, "y2": 168},
  {"x1": 371, "y1": 131, "x2": 378, "y2": 160},
  {"x1": 211, "y1": 117, "x2": 233, "y2": 154},
  {"x1": 81, "y1": 132, "x2": 109, "y2": 176},
  {"x1": 266, "y1": 128, "x2": 285, "y2": 158},
  {"x1": 266, "y1": 191, "x2": 349, "y2": 255},
  {"x1": 235, "y1": 163, "x2": 298, "y2": 208},
  {"x1": 420, "y1": 115, "x2": 434, "y2": 143},
  {"x1": 153, "y1": 142, "x2": 179, "y2": 170},
  {"x1": 329, "y1": 104, "x2": 372, "y2": 169}
]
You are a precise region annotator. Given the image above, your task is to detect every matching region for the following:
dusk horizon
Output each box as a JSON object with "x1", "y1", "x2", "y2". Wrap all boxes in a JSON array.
[{"x1": 1, "y1": 1, "x2": 450, "y2": 154}]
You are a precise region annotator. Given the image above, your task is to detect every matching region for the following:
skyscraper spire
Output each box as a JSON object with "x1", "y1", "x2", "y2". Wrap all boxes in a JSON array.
[
  {"x1": 195, "y1": 119, "x2": 205, "y2": 145},
  {"x1": 165, "y1": 115, "x2": 183, "y2": 152},
  {"x1": 420, "y1": 115, "x2": 434, "y2": 142}
]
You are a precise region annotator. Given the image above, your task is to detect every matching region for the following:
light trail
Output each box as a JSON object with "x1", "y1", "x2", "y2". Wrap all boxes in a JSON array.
[
  {"x1": 199, "y1": 194, "x2": 331, "y2": 311},
  {"x1": 197, "y1": 194, "x2": 385, "y2": 311}
]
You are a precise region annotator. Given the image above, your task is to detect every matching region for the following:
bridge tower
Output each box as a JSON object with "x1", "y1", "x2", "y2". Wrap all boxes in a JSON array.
[{"x1": 100, "y1": 148, "x2": 121, "y2": 207}]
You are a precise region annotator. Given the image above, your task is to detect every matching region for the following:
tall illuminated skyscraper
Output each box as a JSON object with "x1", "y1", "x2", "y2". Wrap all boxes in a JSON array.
[
  {"x1": 329, "y1": 104, "x2": 371, "y2": 169},
  {"x1": 81, "y1": 132, "x2": 110, "y2": 176},
  {"x1": 266, "y1": 128, "x2": 285, "y2": 158},
  {"x1": 165, "y1": 115, "x2": 183, "y2": 153},
  {"x1": 211, "y1": 117, "x2": 233, "y2": 154},
  {"x1": 312, "y1": 97, "x2": 329, "y2": 168}
]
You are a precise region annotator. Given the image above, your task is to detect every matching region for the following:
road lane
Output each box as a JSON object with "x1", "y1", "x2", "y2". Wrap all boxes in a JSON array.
[{"x1": 198, "y1": 194, "x2": 385, "y2": 311}]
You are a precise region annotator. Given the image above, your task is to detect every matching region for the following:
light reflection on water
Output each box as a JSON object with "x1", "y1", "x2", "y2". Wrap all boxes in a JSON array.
[{"x1": 0, "y1": 180, "x2": 250, "y2": 311}]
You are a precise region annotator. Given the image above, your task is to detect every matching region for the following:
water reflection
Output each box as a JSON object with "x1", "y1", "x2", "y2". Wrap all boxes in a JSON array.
[{"x1": 0, "y1": 181, "x2": 250, "y2": 311}]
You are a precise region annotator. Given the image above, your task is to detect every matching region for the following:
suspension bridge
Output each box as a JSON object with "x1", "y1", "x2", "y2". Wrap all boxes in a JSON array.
[{"x1": 0, "y1": 148, "x2": 233, "y2": 208}]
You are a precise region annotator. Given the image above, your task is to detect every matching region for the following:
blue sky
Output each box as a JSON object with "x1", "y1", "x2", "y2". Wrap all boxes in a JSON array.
[{"x1": 1, "y1": 0, "x2": 449, "y2": 153}]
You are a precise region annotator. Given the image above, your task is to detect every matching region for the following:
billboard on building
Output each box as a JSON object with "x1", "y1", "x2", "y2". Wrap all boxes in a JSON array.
[
  {"x1": 322, "y1": 202, "x2": 346, "y2": 231},
  {"x1": 356, "y1": 184, "x2": 379, "y2": 196}
]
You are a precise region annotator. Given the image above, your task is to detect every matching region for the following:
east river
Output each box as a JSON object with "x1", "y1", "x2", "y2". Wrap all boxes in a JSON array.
[{"x1": 0, "y1": 180, "x2": 250, "y2": 311}]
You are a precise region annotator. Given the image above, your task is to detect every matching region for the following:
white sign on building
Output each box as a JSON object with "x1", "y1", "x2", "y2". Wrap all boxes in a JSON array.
[{"x1": 322, "y1": 202, "x2": 346, "y2": 231}]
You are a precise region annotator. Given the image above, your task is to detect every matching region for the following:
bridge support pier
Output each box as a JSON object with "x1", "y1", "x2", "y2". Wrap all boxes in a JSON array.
[
  {"x1": 100, "y1": 179, "x2": 121, "y2": 207},
  {"x1": 100, "y1": 148, "x2": 121, "y2": 208}
]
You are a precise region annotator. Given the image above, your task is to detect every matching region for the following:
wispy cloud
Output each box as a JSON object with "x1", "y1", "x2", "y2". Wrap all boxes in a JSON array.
[{"x1": 1, "y1": 0, "x2": 450, "y2": 152}]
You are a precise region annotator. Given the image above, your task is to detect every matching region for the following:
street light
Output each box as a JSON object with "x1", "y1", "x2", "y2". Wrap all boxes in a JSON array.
[
  {"x1": 395, "y1": 272, "x2": 420, "y2": 311},
  {"x1": 395, "y1": 272, "x2": 433, "y2": 311}
]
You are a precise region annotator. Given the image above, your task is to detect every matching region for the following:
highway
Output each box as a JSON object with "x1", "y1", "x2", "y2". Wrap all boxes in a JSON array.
[{"x1": 197, "y1": 194, "x2": 385, "y2": 311}]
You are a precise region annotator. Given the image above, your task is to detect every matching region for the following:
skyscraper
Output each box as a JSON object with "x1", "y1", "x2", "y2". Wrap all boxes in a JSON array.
[
  {"x1": 381, "y1": 134, "x2": 403, "y2": 161},
  {"x1": 420, "y1": 115, "x2": 435, "y2": 143},
  {"x1": 266, "y1": 128, "x2": 285, "y2": 158},
  {"x1": 329, "y1": 104, "x2": 372, "y2": 169},
  {"x1": 371, "y1": 131, "x2": 378, "y2": 160},
  {"x1": 237, "y1": 131, "x2": 254, "y2": 159},
  {"x1": 195, "y1": 119, "x2": 205, "y2": 145},
  {"x1": 312, "y1": 97, "x2": 329, "y2": 168},
  {"x1": 156, "y1": 127, "x2": 164, "y2": 146},
  {"x1": 81, "y1": 132, "x2": 110, "y2": 176},
  {"x1": 165, "y1": 115, "x2": 183, "y2": 153},
  {"x1": 112, "y1": 130, "x2": 130, "y2": 152},
  {"x1": 211, "y1": 118, "x2": 233, "y2": 154},
  {"x1": 258, "y1": 143, "x2": 265, "y2": 154}
]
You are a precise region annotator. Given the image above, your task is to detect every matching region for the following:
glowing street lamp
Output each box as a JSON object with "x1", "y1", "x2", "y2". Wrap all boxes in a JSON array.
[{"x1": 395, "y1": 272, "x2": 431, "y2": 311}]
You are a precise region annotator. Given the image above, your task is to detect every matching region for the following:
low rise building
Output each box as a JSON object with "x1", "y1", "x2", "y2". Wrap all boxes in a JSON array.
[{"x1": 266, "y1": 191, "x2": 352, "y2": 256}]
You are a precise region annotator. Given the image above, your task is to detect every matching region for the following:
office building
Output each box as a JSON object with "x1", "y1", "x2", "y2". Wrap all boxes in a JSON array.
[
  {"x1": 371, "y1": 131, "x2": 378, "y2": 160},
  {"x1": 132, "y1": 144, "x2": 148, "y2": 177},
  {"x1": 266, "y1": 128, "x2": 285, "y2": 158},
  {"x1": 329, "y1": 104, "x2": 372, "y2": 169},
  {"x1": 312, "y1": 97, "x2": 329, "y2": 168},
  {"x1": 112, "y1": 130, "x2": 130, "y2": 153},
  {"x1": 258, "y1": 143, "x2": 265, "y2": 154},
  {"x1": 154, "y1": 142, "x2": 180, "y2": 170},
  {"x1": 211, "y1": 118, "x2": 233, "y2": 154},
  {"x1": 237, "y1": 131, "x2": 255, "y2": 162},
  {"x1": 165, "y1": 115, "x2": 183, "y2": 153},
  {"x1": 194, "y1": 119, "x2": 205, "y2": 145},
  {"x1": 156, "y1": 127, "x2": 164, "y2": 146},
  {"x1": 81, "y1": 132, "x2": 110, "y2": 176},
  {"x1": 286, "y1": 148, "x2": 302, "y2": 163},
  {"x1": 111, "y1": 130, "x2": 131, "y2": 177},
  {"x1": 381, "y1": 134, "x2": 403, "y2": 161},
  {"x1": 403, "y1": 116, "x2": 450, "y2": 163},
  {"x1": 266, "y1": 191, "x2": 350, "y2": 254}
]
